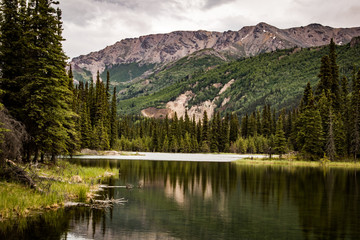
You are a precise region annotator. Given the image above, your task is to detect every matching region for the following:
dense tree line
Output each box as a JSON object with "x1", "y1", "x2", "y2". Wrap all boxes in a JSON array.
[
  {"x1": 113, "y1": 40, "x2": 360, "y2": 161},
  {"x1": 0, "y1": 0, "x2": 117, "y2": 164},
  {"x1": 0, "y1": 0, "x2": 76, "y2": 163},
  {"x1": 116, "y1": 109, "x2": 273, "y2": 154},
  {"x1": 70, "y1": 70, "x2": 117, "y2": 151}
]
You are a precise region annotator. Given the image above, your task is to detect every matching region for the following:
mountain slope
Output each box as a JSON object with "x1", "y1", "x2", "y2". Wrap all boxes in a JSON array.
[
  {"x1": 118, "y1": 40, "x2": 360, "y2": 120},
  {"x1": 71, "y1": 22, "x2": 360, "y2": 83},
  {"x1": 117, "y1": 48, "x2": 227, "y2": 101}
]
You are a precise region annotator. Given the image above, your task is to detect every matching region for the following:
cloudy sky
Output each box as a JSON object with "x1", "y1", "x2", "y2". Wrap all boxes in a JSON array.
[{"x1": 59, "y1": 0, "x2": 360, "y2": 59}]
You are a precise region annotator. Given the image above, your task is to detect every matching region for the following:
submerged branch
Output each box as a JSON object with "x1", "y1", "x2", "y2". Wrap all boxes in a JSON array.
[{"x1": 64, "y1": 198, "x2": 127, "y2": 209}]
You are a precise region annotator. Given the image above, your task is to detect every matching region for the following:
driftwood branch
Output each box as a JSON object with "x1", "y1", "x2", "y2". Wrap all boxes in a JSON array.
[
  {"x1": 99, "y1": 183, "x2": 142, "y2": 189},
  {"x1": 99, "y1": 185, "x2": 127, "y2": 189},
  {"x1": 4, "y1": 159, "x2": 44, "y2": 193},
  {"x1": 37, "y1": 174, "x2": 65, "y2": 182},
  {"x1": 65, "y1": 198, "x2": 127, "y2": 209}
]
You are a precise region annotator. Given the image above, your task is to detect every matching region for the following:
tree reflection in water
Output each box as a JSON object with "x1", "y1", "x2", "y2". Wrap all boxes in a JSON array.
[{"x1": 1, "y1": 159, "x2": 360, "y2": 240}]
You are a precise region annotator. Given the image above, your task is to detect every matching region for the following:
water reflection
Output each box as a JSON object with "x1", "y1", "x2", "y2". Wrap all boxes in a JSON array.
[
  {"x1": 0, "y1": 207, "x2": 106, "y2": 240},
  {"x1": 1, "y1": 159, "x2": 360, "y2": 240},
  {"x1": 236, "y1": 166, "x2": 360, "y2": 240}
]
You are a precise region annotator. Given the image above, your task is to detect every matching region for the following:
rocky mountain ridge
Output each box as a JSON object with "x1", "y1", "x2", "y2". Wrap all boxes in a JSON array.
[{"x1": 71, "y1": 22, "x2": 360, "y2": 80}]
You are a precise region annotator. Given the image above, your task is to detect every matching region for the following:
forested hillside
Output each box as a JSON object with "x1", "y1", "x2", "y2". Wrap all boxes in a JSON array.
[
  {"x1": 118, "y1": 39, "x2": 360, "y2": 117},
  {"x1": 117, "y1": 48, "x2": 227, "y2": 101}
]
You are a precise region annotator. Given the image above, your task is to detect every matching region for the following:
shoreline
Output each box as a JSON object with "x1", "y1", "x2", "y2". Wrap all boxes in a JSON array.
[
  {"x1": 2, "y1": 154, "x2": 359, "y2": 222},
  {"x1": 69, "y1": 152, "x2": 269, "y2": 162},
  {"x1": 70, "y1": 151, "x2": 360, "y2": 168},
  {"x1": 235, "y1": 158, "x2": 360, "y2": 168},
  {"x1": 0, "y1": 162, "x2": 118, "y2": 222}
]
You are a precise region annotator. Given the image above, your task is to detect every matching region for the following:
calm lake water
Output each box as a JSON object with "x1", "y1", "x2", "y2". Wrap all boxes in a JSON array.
[{"x1": 1, "y1": 156, "x2": 360, "y2": 240}]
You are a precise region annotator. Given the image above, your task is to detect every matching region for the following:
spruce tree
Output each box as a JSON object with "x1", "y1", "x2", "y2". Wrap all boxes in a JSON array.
[
  {"x1": 328, "y1": 38, "x2": 340, "y2": 109},
  {"x1": 247, "y1": 112, "x2": 257, "y2": 137},
  {"x1": 20, "y1": 0, "x2": 77, "y2": 160},
  {"x1": 219, "y1": 113, "x2": 229, "y2": 152},
  {"x1": 229, "y1": 114, "x2": 239, "y2": 143},
  {"x1": 296, "y1": 85, "x2": 324, "y2": 160},
  {"x1": 68, "y1": 65, "x2": 74, "y2": 91},
  {"x1": 241, "y1": 114, "x2": 248, "y2": 138},
  {"x1": 0, "y1": 0, "x2": 29, "y2": 120},
  {"x1": 274, "y1": 117, "x2": 286, "y2": 158},
  {"x1": 110, "y1": 87, "x2": 118, "y2": 149},
  {"x1": 201, "y1": 111, "x2": 210, "y2": 152},
  {"x1": 162, "y1": 135, "x2": 169, "y2": 152},
  {"x1": 326, "y1": 109, "x2": 336, "y2": 161},
  {"x1": 184, "y1": 132, "x2": 191, "y2": 153},
  {"x1": 191, "y1": 135, "x2": 199, "y2": 153},
  {"x1": 196, "y1": 119, "x2": 202, "y2": 145},
  {"x1": 300, "y1": 83, "x2": 313, "y2": 112},
  {"x1": 106, "y1": 71, "x2": 110, "y2": 100},
  {"x1": 152, "y1": 127, "x2": 158, "y2": 152},
  {"x1": 262, "y1": 105, "x2": 271, "y2": 136},
  {"x1": 80, "y1": 103, "x2": 92, "y2": 148},
  {"x1": 201, "y1": 111, "x2": 209, "y2": 143},
  {"x1": 316, "y1": 55, "x2": 332, "y2": 97},
  {"x1": 256, "y1": 110, "x2": 262, "y2": 135},
  {"x1": 350, "y1": 70, "x2": 360, "y2": 159},
  {"x1": 170, "y1": 112, "x2": 179, "y2": 150},
  {"x1": 210, "y1": 112, "x2": 220, "y2": 152},
  {"x1": 333, "y1": 112, "x2": 346, "y2": 158},
  {"x1": 184, "y1": 110, "x2": 190, "y2": 134},
  {"x1": 317, "y1": 90, "x2": 330, "y2": 138}
]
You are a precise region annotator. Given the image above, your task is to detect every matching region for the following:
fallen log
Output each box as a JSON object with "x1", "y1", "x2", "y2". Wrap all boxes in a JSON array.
[{"x1": 4, "y1": 159, "x2": 44, "y2": 193}]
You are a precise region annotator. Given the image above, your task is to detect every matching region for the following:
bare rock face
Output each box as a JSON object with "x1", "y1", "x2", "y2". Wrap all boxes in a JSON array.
[
  {"x1": 141, "y1": 107, "x2": 172, "y2": 119},
  {"x1": 71, "y1": 23, "x2": 360, "y2": 79},
  {"x1": 143, "y1": 78, "x2": 236, "y2": 121}
]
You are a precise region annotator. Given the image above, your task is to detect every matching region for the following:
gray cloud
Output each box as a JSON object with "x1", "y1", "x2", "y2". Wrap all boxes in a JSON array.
[{"x1": 203, "y1": 0, "x2": 237, "y2": 9}]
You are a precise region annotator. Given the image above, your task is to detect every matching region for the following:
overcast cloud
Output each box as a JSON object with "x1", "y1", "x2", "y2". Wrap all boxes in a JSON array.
[{"x1": 59, "y1": 0, "x2": 360, "y2": 59}]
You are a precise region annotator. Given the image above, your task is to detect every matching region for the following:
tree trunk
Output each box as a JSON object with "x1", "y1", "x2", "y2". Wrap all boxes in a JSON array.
[
  {"x1": 51, "y1": 153, "x2": 56, "y2": 163},
  {"x1": 33, "y1": 148, "x2": 39, "y2": 163},
  {"x1": 24, "y1": 145, "x2": 31, "y2": 163}
]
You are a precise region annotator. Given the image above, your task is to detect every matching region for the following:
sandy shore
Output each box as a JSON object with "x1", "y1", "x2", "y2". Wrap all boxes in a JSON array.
[{"x1": 71, "y1": 152, "x2": 269, "y2": 162}]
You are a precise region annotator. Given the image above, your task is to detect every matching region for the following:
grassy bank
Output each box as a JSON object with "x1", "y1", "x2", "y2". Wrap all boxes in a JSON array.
[
  {"x1": 235, "y1": 157, "x2": 360, "y2": 168},
  {"x1": 0, "y1": 161, "x2": 118, "y2": 220}
]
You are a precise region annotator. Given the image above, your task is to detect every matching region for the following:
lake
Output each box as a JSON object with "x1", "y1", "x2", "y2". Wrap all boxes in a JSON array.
[{"x1": 1, "y1": 155, "x2": 360, "y2": 240}]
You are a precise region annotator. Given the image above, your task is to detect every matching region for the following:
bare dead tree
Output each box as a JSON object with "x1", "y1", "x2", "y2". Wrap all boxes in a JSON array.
[{"x1": 0, "y1": 106, "x2": 28, "y2": 166}]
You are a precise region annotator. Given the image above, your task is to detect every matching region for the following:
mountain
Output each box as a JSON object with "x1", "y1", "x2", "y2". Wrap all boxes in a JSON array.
[
  {"x1": 71, "y1": 22, "x2": 360, "y2": 82},
  {"x1": 70, "y1": 23, "x2": 360, "y2": 119},
  {"x1": 119, "y1": 39, "x2": 360, "y2": 120}
]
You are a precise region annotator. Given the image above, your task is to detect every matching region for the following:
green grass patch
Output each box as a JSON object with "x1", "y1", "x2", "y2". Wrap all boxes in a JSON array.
[
  {"x1": 0, "y1": 161, "x2": 118, "y2": 220},
  {"x1": 36, "y1": 161, "x2": 117, "y2": 183},
  {"x1": 234, "y1": 158, "x2": 360, "y2": 168},
  {"x1": 0, "y1": 181, "x2": 61, "y2": 219}
]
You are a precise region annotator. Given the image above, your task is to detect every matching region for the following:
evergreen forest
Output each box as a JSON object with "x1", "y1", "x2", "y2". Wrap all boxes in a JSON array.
[{"x1": 1, "y1": 0, "x2": 360, "y2": 164}]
